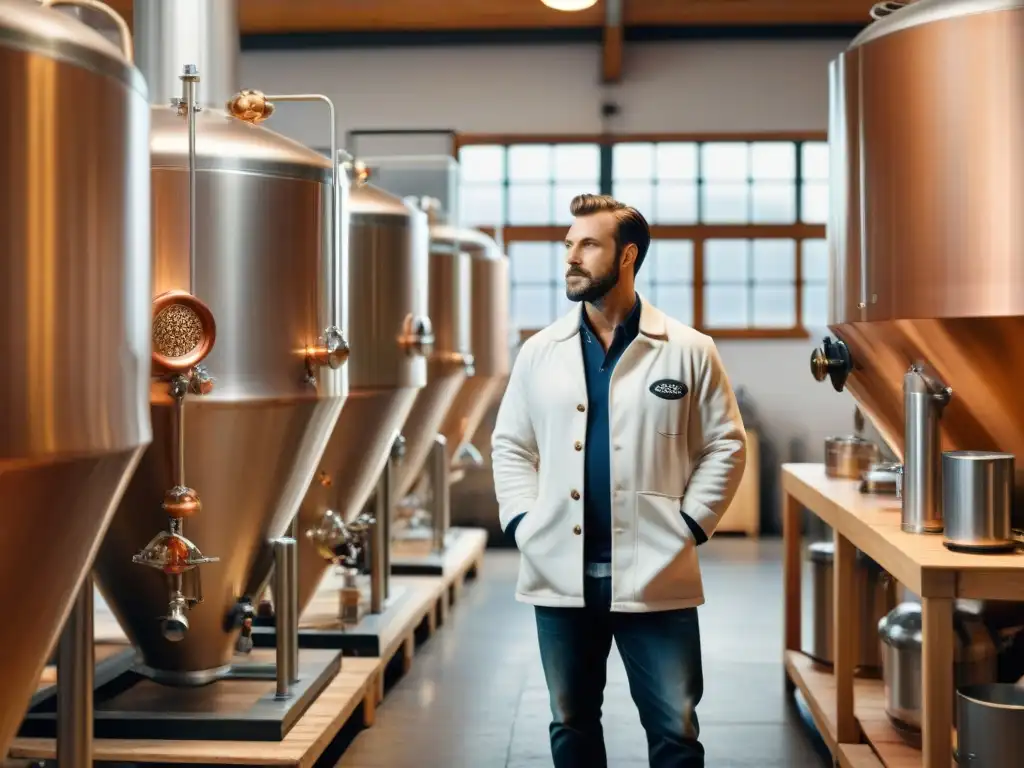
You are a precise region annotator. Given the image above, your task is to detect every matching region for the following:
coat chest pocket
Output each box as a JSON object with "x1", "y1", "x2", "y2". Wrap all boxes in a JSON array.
[{"x1": 647, "y1": 378, "x2": 688, "y2": 437}]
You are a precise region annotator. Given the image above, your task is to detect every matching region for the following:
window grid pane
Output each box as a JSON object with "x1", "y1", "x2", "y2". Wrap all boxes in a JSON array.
[
  {"x1": 509, "y1": 241, "x2": 566, "y2": 330},
  {"x1": 458, "y1": 137, "x2": 827, "y2": 332}
]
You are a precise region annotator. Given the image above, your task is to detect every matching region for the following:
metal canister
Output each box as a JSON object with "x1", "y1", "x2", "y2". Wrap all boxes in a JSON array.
[
  {"x1": 807, "y1": 541, "x2": 895, "y2": 676},
  {"x1": 956, "y1": 684, "x2": 1024, "y2": 766},
  {"x1": 825, "y1": 436, "x2": 881, "y2": 479},
  {"x1": 942, "y1": 451, "x2": 1016, "y2": 554}
]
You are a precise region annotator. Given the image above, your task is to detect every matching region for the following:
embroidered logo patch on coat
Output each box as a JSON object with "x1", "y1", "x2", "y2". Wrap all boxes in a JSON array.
[{"x1": 649, "y1": 379, "x2": 688, "y2": 400}]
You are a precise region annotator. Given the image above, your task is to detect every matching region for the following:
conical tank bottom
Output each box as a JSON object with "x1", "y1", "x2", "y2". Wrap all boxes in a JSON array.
[
  {"x1": 0, "y1": 448, "x2": 141, "y2": 754},
  {"x1": 394, "y1": 367, "x2": 468, "y2": 501},
  {"x1": 440, "y1": 375, "x2": 508, "y2": 465},
  {"x1": 296, "y1": 387, "x2": 419, "y2": 615},
  {"x1": 834, "y1": 315, "x2": 1024, "y2": 517},
  {"x1": 94, "y1": 397, "x2": 340, "y2": 680}
]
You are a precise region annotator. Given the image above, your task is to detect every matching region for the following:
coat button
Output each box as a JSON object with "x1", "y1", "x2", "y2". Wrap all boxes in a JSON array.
[
  {"x1": 574, "y1": 441, "x2": 583, "y2": 451},
  {"x1": 573, "y1": 525, "x2": 582, "y2": 535},
  {"x1": 577, "y1": 404, "x2": 586, "y2": 412},
  {"x1": 570, "y1": 489, "x2": 581, "y2": 500}
]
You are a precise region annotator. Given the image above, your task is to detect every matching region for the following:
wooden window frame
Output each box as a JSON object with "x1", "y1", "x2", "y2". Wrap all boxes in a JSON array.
[{"x1": 458, "y1": 132, "x2": 828, "y2": 341}]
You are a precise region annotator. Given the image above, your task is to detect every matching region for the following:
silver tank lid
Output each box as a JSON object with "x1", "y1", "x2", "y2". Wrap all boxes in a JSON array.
[
  {"x1": 430, "y1": 223, "x2": 503, "y2": 261},
  {"x1": 849, "y1": 0, "x2": 1024, "y2": 50},
  {"x1": 150, "y1": 108, "x2": 331, "y2": 183},
  {"x1": 350, "y1": 181, "x2": 419, "y2": 223},
  {"x1": 0, "y1": 0, "x2": 145, "y2": 94}
]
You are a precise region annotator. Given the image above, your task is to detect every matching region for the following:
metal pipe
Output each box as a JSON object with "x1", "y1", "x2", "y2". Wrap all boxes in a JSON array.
[
  {"x1": 902, "y1": 365, "x2": 952, "y2": 534},
  {"x1": 272, "y1": 538, "x2": 298, "y2": 697},
  {"x1": 182, "y1": 66, "x2": 199, "y2": 294},
  {"x1": 133, "y1": 0, "x2": 239, "y2": 107},
  {"x1": 57, "y1": 574, "x2": 94, "y2": 768},
  {"x1": 370, "y1": 464, "x2": 389, "y2": 615},
  {"x1": 260, "y1": 94, "x2": 342, "y2": 331},
  {"x1": 430, "y1": 434, "x2": 450, "y2": 554}
]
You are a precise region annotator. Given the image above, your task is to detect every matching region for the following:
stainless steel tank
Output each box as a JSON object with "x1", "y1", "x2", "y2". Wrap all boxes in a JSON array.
[
  {"x1": 92, "y1": 0, "x2": 347, "y2": 683},
  {"x1": 437, "y1": 228, "x2": 510, "y2": 464},
  {"x1": 296, "y1": 170, "x2": 431, "y2": 614},
  {"x1": 810, "y1": 0, "x2": 1024, "y2": 516},
  {"x1": 0, "y1": 0, "x2": 151, "y2": 751},
  {"x1": 392, "y1": 200, "x2": 474, "y2": 501}
]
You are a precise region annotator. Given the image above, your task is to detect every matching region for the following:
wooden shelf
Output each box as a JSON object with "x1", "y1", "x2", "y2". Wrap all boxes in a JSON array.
[
  {"x1": 785, "y1": 651, "x2": 924, "y2": 767},
  {"x1": 782, "y1": 464, "x2": 987, "y2": 768},
  {"x1": 782, "y1": 463, "x2": 1024, "y2": 599}
]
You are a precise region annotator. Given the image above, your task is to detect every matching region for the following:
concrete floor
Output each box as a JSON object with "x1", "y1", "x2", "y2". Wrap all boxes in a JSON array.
[{"x1": 334, "y1": 538, "x2": 830, "y2": 767}]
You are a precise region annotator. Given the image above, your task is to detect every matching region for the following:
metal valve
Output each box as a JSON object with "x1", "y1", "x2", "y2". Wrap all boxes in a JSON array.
[
  {"x1": 133, "y1": 530, "x2": 219, "y2": 642},
  {"x1": 163, "y1": 593, "x2": 190, "y2": 643},
  {"x1": 397, "y1": 314, "x2": 435, "y2": 357},
  {"x1": 392, "y1": 433, "x2": 407, "y2": 461},
  {"x1": 190, "y1": 364, "x2": 215, "y2": 395},
  {"x1": 306, "y1": 326, "x2": 350, "y2": 384},
  {"x1": 306, "y1": 508, "x2": 349, "y2": 562},
  {"x1": 810, "y1": 337, "x2": 854, "y2": 392}
]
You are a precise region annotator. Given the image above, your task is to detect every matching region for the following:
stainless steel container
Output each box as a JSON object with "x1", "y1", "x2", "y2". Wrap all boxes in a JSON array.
[
  {"x1": 295, "y1": 175, "x2": 431, "y2": 616},
  {"x1": 942, "y1": 450, "x2": 1016, "y2": 553},
  {"x1": 957, "y1": 683, "x2": 1024, "y2": 766},
  {"x1": 902, "y1": 365, "x2": 952, "y2": 534},
  {"x1": 437, "y1": 227, "x2": 511, "y2": 465},
  {"x1": 807, "y1": 542, "x2": 895, "y2": 676},
  {"x1": 825, "y1": 436, "x2": 880, "y2": 479},
  {"x1": 860, "y1": 461, "x2": 903, "y2": 496},
  {"x1": 93, "y1": 0, "x2": 347, "y2": 682},
  {"x1": 879, "y1": 602, "x2": 998, "y2": 742},
  {"x1": 0, "y1": 0, "x2": 151, "y2": 753},
  {"x1": 392, "y1": 199, "x2": 473, "y2": 501}
]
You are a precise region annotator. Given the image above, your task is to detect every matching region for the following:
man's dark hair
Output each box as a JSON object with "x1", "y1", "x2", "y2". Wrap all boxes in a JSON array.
[{"x1": 569, "y1": 193, "x2": 651, "y2": 274}]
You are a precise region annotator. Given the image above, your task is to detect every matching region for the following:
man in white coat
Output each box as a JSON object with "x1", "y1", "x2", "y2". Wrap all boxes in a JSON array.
[{"x1": 491, "y1": 194, "x2": 747, "y2": 768}]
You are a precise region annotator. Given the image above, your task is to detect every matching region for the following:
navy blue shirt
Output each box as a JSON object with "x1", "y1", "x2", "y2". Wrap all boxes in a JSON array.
[{"x1": 579, "y1": 296, "x2": 642, "y2": 564}]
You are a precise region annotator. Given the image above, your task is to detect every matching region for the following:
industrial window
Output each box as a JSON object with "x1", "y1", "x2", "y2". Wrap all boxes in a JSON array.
[{"x1": 457, "y1": 134, "x2": 828, "y2": 339}]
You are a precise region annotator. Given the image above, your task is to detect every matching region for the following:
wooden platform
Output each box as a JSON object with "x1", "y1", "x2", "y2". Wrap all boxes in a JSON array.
[
  {"x1": 11, "y1": 652, "x2": 379, "y2": 766},
  {"x1": 781, "y1": 463, "x2": 1023, "y2": 767},
  {"x1": 786, "y1": 651, "x2": 923, "y2": 768},
  {"x1": 10, "y1": 538, "x2": 486, "y2": 765}
]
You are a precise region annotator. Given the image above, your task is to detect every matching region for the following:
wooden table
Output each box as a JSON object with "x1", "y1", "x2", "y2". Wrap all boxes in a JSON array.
[{"x1": 781, "y1": 463, "x2": 1024, "y2": 768}]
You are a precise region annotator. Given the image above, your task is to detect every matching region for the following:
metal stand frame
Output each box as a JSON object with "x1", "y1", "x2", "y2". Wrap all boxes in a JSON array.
[
  {"x1": 391, "y1": 434, "x2": 455, "y2": 576},
  {"x1": 20, "y1": 539, "x2": 340, "y2": 743},
  {"x1": 56, "y1": 574, "x2": 94, "y2": 767}
]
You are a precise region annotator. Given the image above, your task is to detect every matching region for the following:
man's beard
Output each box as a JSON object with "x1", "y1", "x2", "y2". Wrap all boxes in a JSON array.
[{"x1": 565, "y1": 252, "x2": 621, "y2": 304}]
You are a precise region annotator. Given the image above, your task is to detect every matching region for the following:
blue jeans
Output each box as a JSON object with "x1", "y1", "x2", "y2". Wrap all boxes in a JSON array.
[{"x1": 534, "y1": 575, "x2": 705, "y2": 768}]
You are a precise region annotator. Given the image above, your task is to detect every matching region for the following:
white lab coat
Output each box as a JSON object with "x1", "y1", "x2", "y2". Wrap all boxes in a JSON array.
[{"x1": 491, "y1": 299, "x2": 747, "y2": 612}]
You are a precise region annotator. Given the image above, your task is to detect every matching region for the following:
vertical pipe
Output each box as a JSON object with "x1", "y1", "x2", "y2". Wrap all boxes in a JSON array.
[
  {"x1": 902, "y1": 366, "x2": 950, "y2": 534},
  {"x1": 370, "y1": 468, "x2": 388, "y2": 615},
  {"x1": 430, "y1": 434, "x2": 450, "y2": 554},
  {"x1": 272, "y1": 538, "x2": 297, "y2": 698},
  {"x1": 183, "y1": 65, "x2": 199, "y2": 294},
  {"x1": 57, "y1": 574, "x2": 94, "y2": 768}
]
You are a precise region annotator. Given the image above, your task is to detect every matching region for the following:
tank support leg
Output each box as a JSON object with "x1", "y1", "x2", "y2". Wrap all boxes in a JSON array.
[
  {"x1": 430, "y1": 434, "x2": 450, "y2": 555},
  {"x1": 57, "y1": 573, "x2": 94, "y2": 768}
]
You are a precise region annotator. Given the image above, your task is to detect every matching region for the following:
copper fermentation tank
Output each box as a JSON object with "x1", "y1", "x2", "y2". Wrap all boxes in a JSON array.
[
  {"x1": 813, "y1": 0, "x2": 1024, "y2": 514},
  {"x1": 0, "y1": 0, "x2": 151, "y2": 750},
  {"x1": 92, "y1": 0, "x2": 347, "y2": 682},
  {"x1": 392, "y1": 200, "x2": 474, "y2": 501},
  {"x1": 438, "y1": 228, "x2": 511, "y2": 464},
  {"x1": 295, "y1": 176, "x2": 430, "y2": 614}
]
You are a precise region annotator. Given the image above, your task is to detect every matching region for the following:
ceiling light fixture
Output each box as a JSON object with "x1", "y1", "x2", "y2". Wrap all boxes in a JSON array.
[{"x1": 542, "y1": 0, "x2": 599, "y2": 11}]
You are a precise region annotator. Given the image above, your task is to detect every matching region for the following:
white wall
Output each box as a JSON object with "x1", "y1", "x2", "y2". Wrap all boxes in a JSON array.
[{"x1": 242, "y1": 38, "x2": 868, "y2": 529}]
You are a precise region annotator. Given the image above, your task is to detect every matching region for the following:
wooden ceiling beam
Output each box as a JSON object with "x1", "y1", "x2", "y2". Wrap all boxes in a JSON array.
[
  {"x1": 601, "y1": 0, "x2": 624, "y2": 85},
  {"x1": 102, "y1": 0, "x2": 879, "y2": 36}
]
